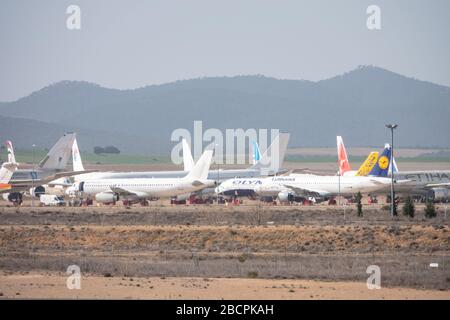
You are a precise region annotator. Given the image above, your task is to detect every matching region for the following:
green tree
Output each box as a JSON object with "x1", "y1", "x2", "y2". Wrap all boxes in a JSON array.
[
  {"x1": 402, "y1": 195, "x2": 415, "y2": 218},
  {"x1": 355, "y1": 192, "x2": 363, "y2": 217},
  {"x1": 424, "y1": 200, "x2": 437, "y2": 218}
]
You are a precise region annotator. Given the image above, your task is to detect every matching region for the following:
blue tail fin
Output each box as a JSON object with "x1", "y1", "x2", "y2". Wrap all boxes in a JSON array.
[
  {"x1": 252, "y1": 141, "x2": 261, "y2": 165},
  {"x1": 368, "y1": 144, "x2": 392, "y2": 177}
]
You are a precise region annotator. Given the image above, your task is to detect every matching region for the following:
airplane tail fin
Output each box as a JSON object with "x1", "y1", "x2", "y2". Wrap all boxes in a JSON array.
[
  {"x1": 368, "y1": 144, "x2": 391, "y2": 177},
  {"x1": 251, "y1": 141, "x2": 261, "y2": 165},
  {"x1": 337, "y1": 136, "x2": 351, "y2": 175},
  {"x1": 72, "y1": 139, "x2": 85, "y2": 172},
  {"x1": 182, "y1": 139, "x2": 195, "y2": 172},
  {"x1": 184, "y1": 148, "x2": 214, "y2": 180},
  {"x1": 39, "y1": 133, "x2": 76, "y2": 170},
  {"x1": 251, "y1": 133, "x2": 290, "y2": 175},
  {"x1": 355, "y1": 151, "x2": 379, "y2": 176},
  {"x1": 0, "y1": 141, "x2": 18, "y2": 184},
  {"x1": 5, "y1": 140, "x2": 16, "y2": 163}
]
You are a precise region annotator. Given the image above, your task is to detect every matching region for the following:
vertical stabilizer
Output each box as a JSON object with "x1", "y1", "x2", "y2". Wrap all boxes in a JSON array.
[
  {"x1": 182, "y1": 139, "x2": 195, "y2": 172},
  {"x1": 337, "y1": 136, "x2": 351, "y2": 175},
  {"x1": 72, "y1": 139, "x2": 85, "y2": 172},
  {"x1": 368, "y1": 144, "x2": 391, "y2": 177},
  {"x1": 184, "y1": 148, "x2": 214, "y2": 180},
  {"x1": 355, "y1": 151, "x2": 379, "y2": 176},
  {"x1": 39, "y1": 133, "x2": 76, "y2": 170},
  {"x1": 251, "y1": 133, "x2": 290, "y2": 175},
  {"x1": 252, "y1": 141, "x2": 261, "y2": 165}
]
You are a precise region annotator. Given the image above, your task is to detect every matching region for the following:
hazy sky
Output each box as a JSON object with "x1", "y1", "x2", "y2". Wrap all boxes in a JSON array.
[{"x1": 1, "y1": 0, "x2": 449, "y2": 101}]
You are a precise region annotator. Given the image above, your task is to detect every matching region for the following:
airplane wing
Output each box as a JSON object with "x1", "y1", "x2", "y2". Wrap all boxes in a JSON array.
[
  {"x1": 424, "y1": 183, "x2": 450, "y2": 189},
  {"x1": 282, "y1": 184, "x2": 329, "y2": 197},
  {"x1": 192, "y1": 180, "x2": 206, "y2": 187},
  {"x1": 1, "y1": 170, "x2": 99, "y2": 193},
  {"x1": 109, "y1": 186, "x2": 139, "y2": 197}
]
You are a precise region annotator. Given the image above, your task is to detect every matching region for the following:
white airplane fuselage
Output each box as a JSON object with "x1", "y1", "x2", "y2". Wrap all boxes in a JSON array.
[
  {"x1": 217, "y1": 174, "x2": 392, "y2": 198},
  {"x1": 73, "y1": 178, "x2": 215, "y2": 200}
]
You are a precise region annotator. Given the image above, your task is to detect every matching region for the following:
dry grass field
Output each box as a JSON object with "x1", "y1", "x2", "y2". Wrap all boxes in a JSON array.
[{"x1": 1, "y1": 273, "x2": 448, "y2": 300}]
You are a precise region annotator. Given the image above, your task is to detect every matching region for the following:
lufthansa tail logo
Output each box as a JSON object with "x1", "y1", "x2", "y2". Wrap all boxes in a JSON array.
[{"x1": 378, "y1": 155, "x2": 389, "y2": 170}]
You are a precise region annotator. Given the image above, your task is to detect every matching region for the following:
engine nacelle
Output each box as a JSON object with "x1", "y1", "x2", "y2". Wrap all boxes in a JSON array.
[
  {"x1": 278, "y1": 191, "x2": 294, "y2": 203},
  {"x1": 430, "y1": 188, "x2": 449, "y2": 201},
  {"x1": 95, "y1": 192, "x2": 119, "y2": 204},
  {"x1": 4, "y1": 192, "x2": 23, "y2": 204},
  {"x1": 29, "y1": 186, "x2": 46, "y2": 197}
]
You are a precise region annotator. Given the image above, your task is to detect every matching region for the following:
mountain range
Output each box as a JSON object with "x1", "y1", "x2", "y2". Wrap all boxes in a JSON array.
[{"x1": 1, "y1": 65, "x2": 449, "y2": 154}]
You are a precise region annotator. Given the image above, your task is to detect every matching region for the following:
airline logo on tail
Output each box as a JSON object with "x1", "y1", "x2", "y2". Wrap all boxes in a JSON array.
[
  {"x1": 337, "y1": 136, "x2": 351, "y2": 175},
  {"x1": 368, "y1": 144, "x2": 391, "y2": 177}
]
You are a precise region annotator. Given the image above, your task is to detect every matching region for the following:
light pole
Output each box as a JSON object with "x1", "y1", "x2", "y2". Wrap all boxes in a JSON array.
[
  {"x1": 215, "y1": 143, "x2": 220, "y2": 205},
  {"x1": 385, "y1": 124, "x2": 398, "y2": 217},
  {"x1": 31, "y1": 144, "x2": 36, "y2": 207},
  {"x1": 338, "y1": 165, "x2": 341, "y2": 206}
]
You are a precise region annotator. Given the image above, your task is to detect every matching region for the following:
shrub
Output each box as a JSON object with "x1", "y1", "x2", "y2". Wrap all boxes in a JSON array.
[
  {"x1": 237, "y1": 255, "x2": 247, "y2": 263},
  {"x1": 247, "y1": 271, "x2": 258, "y2": 278},
  {"x1": 355, "y1": 192, "x2": 363, "y2": 217},
  {"x1": 402, "y1": 195, "x2": 415, "y2": 218},
  {"x1": 425, "y1": 201, "x2": 437, "y2": 218}
]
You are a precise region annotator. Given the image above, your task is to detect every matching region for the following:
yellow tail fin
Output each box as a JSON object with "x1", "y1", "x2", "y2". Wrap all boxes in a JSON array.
[{"x1": 355, "y1": 151, "x2": 379, "y2": 176}]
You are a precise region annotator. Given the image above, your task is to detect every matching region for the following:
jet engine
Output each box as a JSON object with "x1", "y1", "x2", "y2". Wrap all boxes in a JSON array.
[
  {"x1": 430, "y1": 188, "x2": 449, "y2": 201},
  {"x1": 95, "y1": 192, "x2": 119, "y2": 204},
  {"x1": 277, "y1": 191, "x2": 294, "y2": 203},
  {"x1": 29, "y1": 186, "x2": 46, "y2": 197},
  {"x1": 3, "y1": 192, "x2": 23, "y2": 204}
]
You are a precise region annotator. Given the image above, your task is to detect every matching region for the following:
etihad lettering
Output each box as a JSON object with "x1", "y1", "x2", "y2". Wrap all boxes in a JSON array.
[{"x1": 401, "y1": 172, "x2": 450, "y2": 183}]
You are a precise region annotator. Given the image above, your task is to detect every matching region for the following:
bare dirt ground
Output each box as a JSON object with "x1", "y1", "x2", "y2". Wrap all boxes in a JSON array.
[{"x1": 1, "y1": 272, "x2": 448, "y2": 300}]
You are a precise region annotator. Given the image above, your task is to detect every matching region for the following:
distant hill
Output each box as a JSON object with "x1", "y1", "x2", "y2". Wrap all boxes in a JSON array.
[
  {"x1": 0, "y1": 115, "x2": 154, "y2": 154},
  {"x1": 1, "y1": 66, "x2": 449, "y2": 154}
]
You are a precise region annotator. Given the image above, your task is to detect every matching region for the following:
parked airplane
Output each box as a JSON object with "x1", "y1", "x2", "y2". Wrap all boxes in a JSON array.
[
  {"x1": 389, "y1": 160, "x2": 450, "y2": 201},
  {"x1": 1, "y1": 133, "x2": 95, "y2": 203},
  {"x1": 216, "y1": 145, "x2": 396, "y2": 202},
  {"x1": 66, "y1": 148, "x2": 216, "y2": 204}
]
